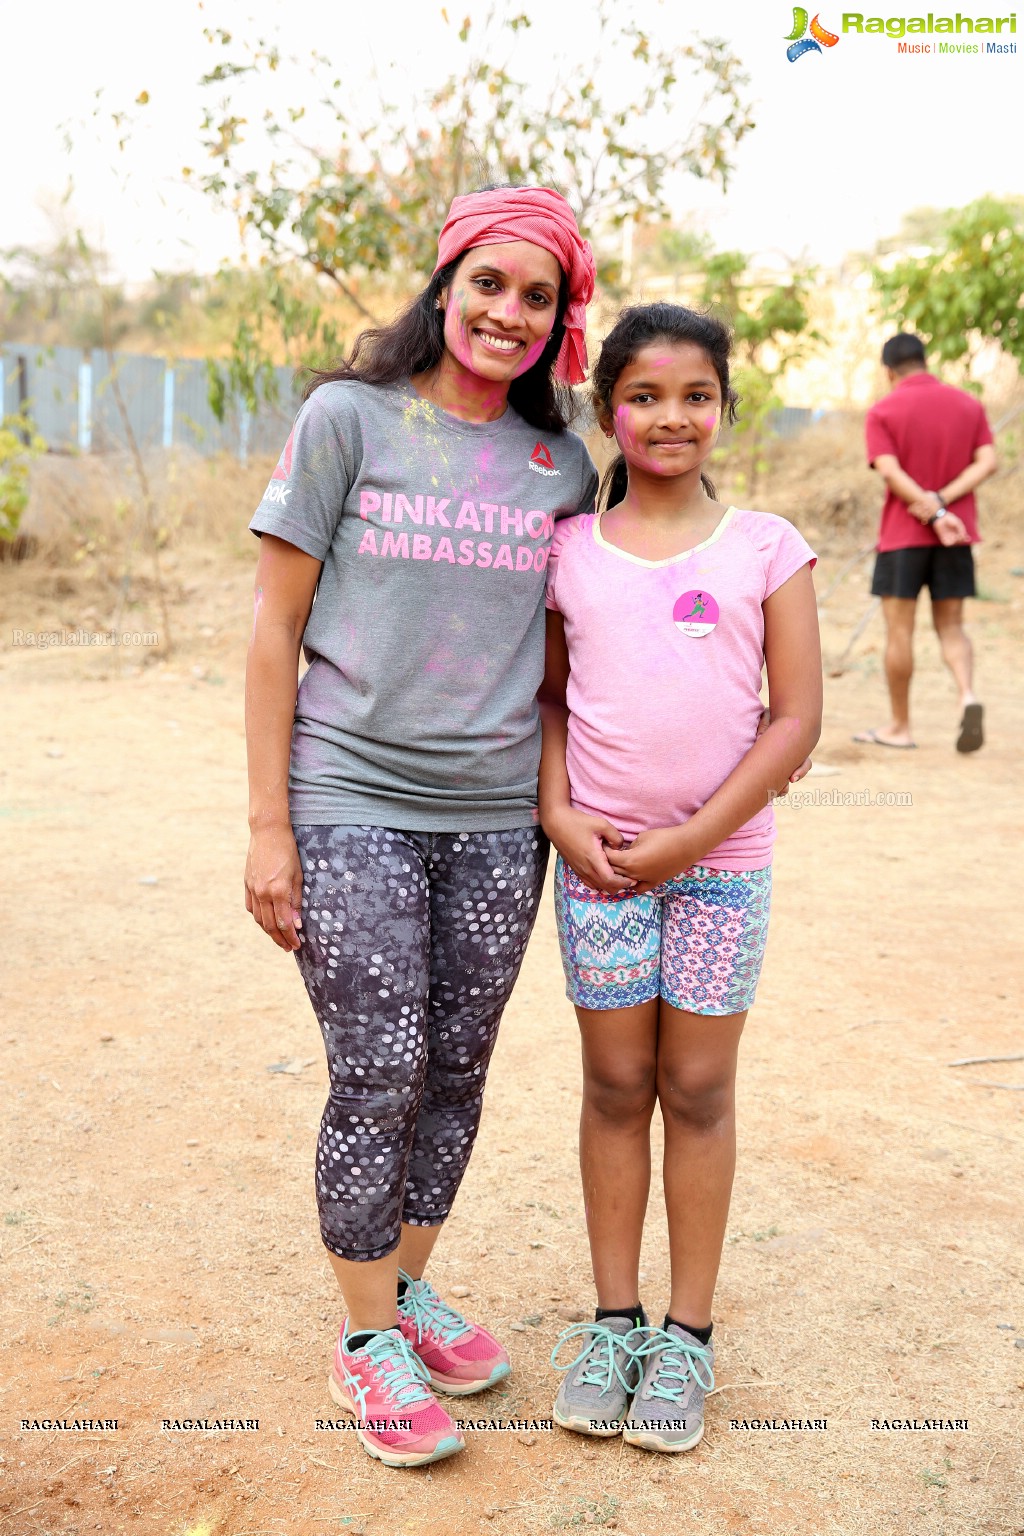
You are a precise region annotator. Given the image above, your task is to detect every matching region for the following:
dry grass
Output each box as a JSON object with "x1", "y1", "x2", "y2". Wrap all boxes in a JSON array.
[
  {"x1": 21, "y1": 448, "x2": 276, "y2": 558},
  {"x1": 720, "y1": 411, "x2": 1024, "y2": 551},
  {"x1": 3, "y1": 542, "x2": 1024, "y2": 1533},
  {"x1": 727, "y1": 414, "x2": 881, "y2": 544},
  {"x1": 14, "y1": 406, "x2": 1022, "y2": 568},
  {"x1": 0, "y1": 451, "x2": 277, "y2": 647},
  {"x1": 5, "y1": 416, "x2": 1021, "y2": 663},
  {"x1": 2, "y1": 417, "x2": 1024, "y2": 1535}
]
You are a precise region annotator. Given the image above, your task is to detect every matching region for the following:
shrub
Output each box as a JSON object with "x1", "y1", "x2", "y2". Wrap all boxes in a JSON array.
[{"x1": 0, "y1": 413, "x2": 47, "y2": 541}]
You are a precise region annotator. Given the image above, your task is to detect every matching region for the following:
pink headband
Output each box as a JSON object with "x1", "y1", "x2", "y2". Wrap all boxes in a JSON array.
[{"x1": 433, "y1": 187, "x2": 596, "y2": 386}]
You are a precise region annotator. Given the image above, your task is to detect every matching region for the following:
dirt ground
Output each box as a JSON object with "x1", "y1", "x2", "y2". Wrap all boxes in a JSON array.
[{"x1": 2, "y1": 435, "x2": 1023, "y2": 1536}]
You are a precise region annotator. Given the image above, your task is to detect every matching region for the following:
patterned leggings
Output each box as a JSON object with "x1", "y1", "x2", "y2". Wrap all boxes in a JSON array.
[{"x1": 293, "y1": 825, "x2": 548, "y2": 1262}]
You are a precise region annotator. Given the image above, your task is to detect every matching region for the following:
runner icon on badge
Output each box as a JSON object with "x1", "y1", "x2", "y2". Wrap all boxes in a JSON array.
[{"x1": 673, "y1": 589, "x2": 719, "y2": 637}]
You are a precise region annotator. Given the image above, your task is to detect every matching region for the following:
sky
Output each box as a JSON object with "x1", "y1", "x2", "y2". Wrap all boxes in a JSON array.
[{"x1": 2, "y1": 0, "x2": 1021, "y2": 282}]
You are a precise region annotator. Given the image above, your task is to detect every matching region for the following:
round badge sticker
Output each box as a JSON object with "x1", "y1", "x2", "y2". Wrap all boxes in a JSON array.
[{"x1": 673, "y1": 589, "x2": 719, "y2": 638}]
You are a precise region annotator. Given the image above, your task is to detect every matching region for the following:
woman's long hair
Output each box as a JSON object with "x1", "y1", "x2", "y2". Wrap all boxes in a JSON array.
[
  {"x1": 592, "y1": 303, "x2": 740, "y2": 508},
  {"x1": 304, "y1": 244, "x2": 574, "y2": 433}
]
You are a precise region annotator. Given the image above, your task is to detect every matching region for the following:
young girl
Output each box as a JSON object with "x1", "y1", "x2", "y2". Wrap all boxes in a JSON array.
[{"x1": 540, "y1": 303, "x2": 822, "y2": 1454}]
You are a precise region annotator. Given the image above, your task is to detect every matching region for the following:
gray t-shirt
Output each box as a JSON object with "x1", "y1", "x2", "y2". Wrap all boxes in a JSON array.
[{"x1": 250, "y1": 379, "x2": 598, "y2": 831}]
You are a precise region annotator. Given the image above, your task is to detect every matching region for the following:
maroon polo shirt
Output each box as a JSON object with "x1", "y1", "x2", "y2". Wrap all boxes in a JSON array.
[{"x1": 864, "y1": 372, "x2": 993, "y2": 551}]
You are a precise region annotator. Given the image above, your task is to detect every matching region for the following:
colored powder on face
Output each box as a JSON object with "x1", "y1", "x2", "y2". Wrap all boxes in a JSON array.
[
  {"x1": 446, "y1": 292, "x2": 475, "y2": 371},
  {"x1": 614, "y1": 403, "x2": 635, "y2": 445},
  {"x1": 498, "y1": 288, "x2": 521, "y2": 321},
  {"x1": 446, "y1": 250, "x2": 558, "y2": 382},
  {"x1": 444, "y1": 286, "x2": 535, "y2": 393},
  {"x1": 704, "y1": 414, "x2": 718, "y2": 429},
  {"x1": 513, "y1": 336, "x2": 550, "y2": 377}
]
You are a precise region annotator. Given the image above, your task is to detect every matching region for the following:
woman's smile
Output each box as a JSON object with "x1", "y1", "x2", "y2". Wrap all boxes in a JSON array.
[{"x1": 473, "y1": 328, "x2": 527, "y2": 356}]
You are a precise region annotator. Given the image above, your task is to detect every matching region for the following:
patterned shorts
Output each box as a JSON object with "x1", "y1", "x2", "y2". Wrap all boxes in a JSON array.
[{"x1": 554, "y1": 856, "x2": 772, "y2": 1017}]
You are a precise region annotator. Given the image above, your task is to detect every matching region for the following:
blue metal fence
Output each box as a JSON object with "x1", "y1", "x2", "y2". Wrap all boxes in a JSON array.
[
  {"x1": 0, "y1": 345, "x2": 302, "y2": 461},
  {"x1": 1, "y1": 344, "x2": 827, "y2": 458}
]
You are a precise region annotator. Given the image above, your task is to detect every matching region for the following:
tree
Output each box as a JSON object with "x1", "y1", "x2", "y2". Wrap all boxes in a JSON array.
[
  {"x1": 0, "y1": 220, "x2": 131, "y2": 351},
  {"x1": 871, "y1": 205, "x2": 954, "y2": 257},
  {"x1": 192, "y1": 3, "x2": 755, "y2": 409},
  {"x1": 698, "y1": 252, "x2": 821, "y2": 496},
  {"x1": 872, "y1": 197, "x2": 1024, "y2": 377}
]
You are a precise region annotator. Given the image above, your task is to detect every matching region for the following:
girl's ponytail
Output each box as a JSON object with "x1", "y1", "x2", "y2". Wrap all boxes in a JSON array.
[{"x1": 599, "y1": 453, "x2": 630, "y2": 510}]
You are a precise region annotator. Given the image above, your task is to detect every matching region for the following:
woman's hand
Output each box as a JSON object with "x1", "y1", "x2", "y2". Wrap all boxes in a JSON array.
[
  {"x1": 606, "y1": 827, "x2": 691, "y2": 896},
  {"x1": 245, "y1": 824, "x2": 304, "y2": 951},
  {"x1": 543, "y1": 806, "x2": 635, "y2": 894}
]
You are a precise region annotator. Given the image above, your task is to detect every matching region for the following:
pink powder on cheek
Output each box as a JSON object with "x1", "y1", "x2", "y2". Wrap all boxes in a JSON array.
[
  {"x1": 614, "y1": 403, "x2": 636, "y2": 446},
  {"x1": 444, "y1": 296, "x2": 476, "y2": 371},
  {"x1": 704, "y1": 414, "x2": 718, "y2": 429},
  {"x1": 512, "y1": 334, "x2": 550, "y2": 377}
]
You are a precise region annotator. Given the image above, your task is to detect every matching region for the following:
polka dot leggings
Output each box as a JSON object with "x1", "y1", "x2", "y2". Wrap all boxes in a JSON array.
[{"x1": 293, "y1": 824, "x2": 548, "y2": 1262}]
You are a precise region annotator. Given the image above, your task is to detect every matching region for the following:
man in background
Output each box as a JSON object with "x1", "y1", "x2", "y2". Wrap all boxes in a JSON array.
[{"x1": 854, "y1": 333, "x2": 997, "y2": 753}]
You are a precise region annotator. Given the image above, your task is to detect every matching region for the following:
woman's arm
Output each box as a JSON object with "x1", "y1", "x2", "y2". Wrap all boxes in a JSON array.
[
  {"x1": 537, "y1": 610, "x2": 573, "y2": 827},
  {"x1": 538, "y1": 610, "x2": 631, "y2": 893},
  {"x1": 609, "y1": 565, "x2": 822, "y2": 892},
  {"x1": 244, "y1": 534, "x2": 323, "y2": 950}
]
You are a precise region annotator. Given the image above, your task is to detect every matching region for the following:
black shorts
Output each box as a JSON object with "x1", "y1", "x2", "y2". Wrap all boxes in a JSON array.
[{"x1": 871, "y1": 545, "x2": 975, "y2": 601}]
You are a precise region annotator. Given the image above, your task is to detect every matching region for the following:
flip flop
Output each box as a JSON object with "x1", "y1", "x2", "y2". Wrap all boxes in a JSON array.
[
  {"x1": 956, "y1": 703, "x2": 984, "y2": 754},
  {"x1": 852, "y1": 730, "x2": 917, "y2": 750}
]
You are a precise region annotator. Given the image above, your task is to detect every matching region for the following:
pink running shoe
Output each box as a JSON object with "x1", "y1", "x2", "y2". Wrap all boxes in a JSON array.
[
  {"x1": 397, "y1": 1269, "x2": 511, "y2": 1396},
  {"x1": 327, "y1": 1322, "x2": 466, "y2": 1467}
]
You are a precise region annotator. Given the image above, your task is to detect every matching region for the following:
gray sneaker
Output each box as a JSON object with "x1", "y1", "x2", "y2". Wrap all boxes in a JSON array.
[
  {"x1": 622, "y1": 1324, "x2": 715, "y2": 1453},
  {"x1": 551, "y1": 1317, "x2": 645, "y2": 1437}
]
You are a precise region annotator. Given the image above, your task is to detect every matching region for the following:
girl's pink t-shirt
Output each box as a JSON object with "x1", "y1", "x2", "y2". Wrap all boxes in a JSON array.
[{"x1": 545, "y1": 506, "x2": 816, "y2": 871}]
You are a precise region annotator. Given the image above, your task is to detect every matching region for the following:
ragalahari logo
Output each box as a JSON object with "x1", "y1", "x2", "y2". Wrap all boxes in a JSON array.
[{"x1": 785, "y1": 8, "x2": 840, "y2": 59}]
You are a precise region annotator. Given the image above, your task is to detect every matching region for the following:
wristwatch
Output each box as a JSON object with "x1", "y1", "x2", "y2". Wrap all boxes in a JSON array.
[{"x1": 928, "y1": 494, "x2": 948, "y2": 526}]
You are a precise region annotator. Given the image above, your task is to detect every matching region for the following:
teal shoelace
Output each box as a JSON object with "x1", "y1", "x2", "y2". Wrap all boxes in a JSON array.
[
  {"x1": 398, "y1": 1276, "x2": 472, "y2": 1347},
  {"x1": 344, "y1": 1329, "x2": 433, "y2": 1416},
  {"x1": 630, "y1": 1327, "x2": 715, "y2": 1400},
  {"x1": 550, "y1": 1322, "x2": 645, "y2": 1394}
]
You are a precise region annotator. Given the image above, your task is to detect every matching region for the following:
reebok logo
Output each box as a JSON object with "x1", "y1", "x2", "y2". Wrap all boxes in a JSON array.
[
  {"x1": 529, "y1": 442, "x2": 560, "y2": 477},
  {"x1": 271, "y1": 429, "x2": 295, "y2": 482}
]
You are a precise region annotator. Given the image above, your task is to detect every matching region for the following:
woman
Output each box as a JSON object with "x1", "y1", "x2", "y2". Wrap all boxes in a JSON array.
[{"x1": 244, "y1": 185, "x2": 599, "y2": 1467}]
